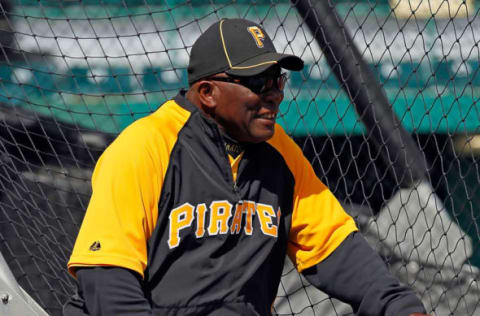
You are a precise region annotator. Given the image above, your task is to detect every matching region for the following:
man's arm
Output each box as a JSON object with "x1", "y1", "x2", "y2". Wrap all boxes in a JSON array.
[
  {"x1": 75, "y1": 267, "x2": 153, "y2": 316},
  {"x1": 302, "y1": 232, "x2": 426, "y2": 316}
]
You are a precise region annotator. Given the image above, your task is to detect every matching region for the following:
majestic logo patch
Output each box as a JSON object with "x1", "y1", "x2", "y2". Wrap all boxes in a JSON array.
[
  {"x1": 89, "y1": 241, "x2": 101, "y2": 251},
  {"x1": 247, "y1": 26, "x2": 265, "y2": 48},
  {"x1": 225, "y1": 142, "x2": 244, "y2": 157}
]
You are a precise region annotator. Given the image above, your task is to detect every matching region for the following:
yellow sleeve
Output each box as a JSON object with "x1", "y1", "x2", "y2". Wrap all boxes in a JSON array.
[
  {"x1": 68, "y1": 101, "x2": 190, "y2": 278},
  {"x1": 268, "y1": 125, "x2": 358, "y2": 272}
]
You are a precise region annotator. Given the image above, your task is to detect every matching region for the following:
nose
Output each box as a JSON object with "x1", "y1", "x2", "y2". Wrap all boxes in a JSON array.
[{"x1": 261, "y1": 87, "x2": 284, "y2": 109}]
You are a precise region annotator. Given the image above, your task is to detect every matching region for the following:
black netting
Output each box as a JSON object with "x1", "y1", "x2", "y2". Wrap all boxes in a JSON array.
[{"x1": 0, "y1": 1, "x2": 479, "y2": 315}]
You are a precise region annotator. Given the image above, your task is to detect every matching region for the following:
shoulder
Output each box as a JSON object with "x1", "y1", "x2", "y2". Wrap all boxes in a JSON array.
[
  {"x1": 127, "y1": 100, "x2": 191, "y2": 139},
  {"x1": 149, "y1": 99, "x2": 192, "y2": 131},
  {"x1": 99, "y1": 100, "x2": 191, "y2": 168},
  {"x1": 115, "y1": 100, "x2": 191, "y2": 150}
]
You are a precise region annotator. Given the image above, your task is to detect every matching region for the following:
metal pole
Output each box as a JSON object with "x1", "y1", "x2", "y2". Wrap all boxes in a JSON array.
[
  {"x1": 292, "y1": 0, "x2": 428, "y2": 188},
  {"x1": 0, "y1": 252, "x2": 49, "y2": 315}
]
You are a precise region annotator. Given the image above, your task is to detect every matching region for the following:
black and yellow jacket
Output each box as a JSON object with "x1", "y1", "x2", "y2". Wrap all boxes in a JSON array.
[{"x1": 66, "y1": 91, "x2": 425, "y2": 316}]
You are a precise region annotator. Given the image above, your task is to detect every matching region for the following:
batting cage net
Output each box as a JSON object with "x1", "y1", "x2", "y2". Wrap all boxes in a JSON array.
[{"x1": 0, "y1": 0, "x2": 479, "y2": 315}]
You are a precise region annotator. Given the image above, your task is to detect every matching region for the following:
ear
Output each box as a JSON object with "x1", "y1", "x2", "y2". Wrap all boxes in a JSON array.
[{"x1": 196, "y1": 80, "x2": 218, "y2": 111}]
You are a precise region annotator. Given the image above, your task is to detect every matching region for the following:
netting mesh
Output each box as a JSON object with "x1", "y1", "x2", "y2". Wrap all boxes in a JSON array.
[{"x1": 0, "y1": 0, "x2": 479, "y2": 315}]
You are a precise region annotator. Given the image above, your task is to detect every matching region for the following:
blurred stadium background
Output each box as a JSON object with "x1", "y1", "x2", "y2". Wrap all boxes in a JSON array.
[{"x1": 0, "y1": 0, "x2": 479, "y2": 315}]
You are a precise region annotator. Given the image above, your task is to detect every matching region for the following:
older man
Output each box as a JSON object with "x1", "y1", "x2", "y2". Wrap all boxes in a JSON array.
[{"x1": 65, "y1": 18, "x2": 427, "y2": 316}]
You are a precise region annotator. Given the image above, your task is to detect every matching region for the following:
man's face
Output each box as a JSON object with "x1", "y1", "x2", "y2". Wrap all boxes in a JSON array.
[{"x1": 209, "y1": 66, "x2": 285, "y2": 143}]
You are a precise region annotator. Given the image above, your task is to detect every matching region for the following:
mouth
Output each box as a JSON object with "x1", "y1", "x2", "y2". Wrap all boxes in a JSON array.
[{"x1": 256, "y1": 112, "x2": 277, "y2": 120}]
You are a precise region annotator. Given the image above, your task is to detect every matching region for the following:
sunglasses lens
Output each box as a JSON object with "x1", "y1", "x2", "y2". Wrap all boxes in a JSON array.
[
  {"x1": 247, "y1": 77, "x2": 266, "y2": 94},
  {"x1": 235, "y1": 73, "x2": 287, "y2": 94}
]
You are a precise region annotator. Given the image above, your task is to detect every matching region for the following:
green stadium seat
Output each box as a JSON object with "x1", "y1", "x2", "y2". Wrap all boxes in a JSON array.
[
  {"x1": 431, "y1": 60, "x2": 472, "y2": 87},
  {"x1": 142, "y1": 67, "x2": 187, "y2": 92},
  {"x1": 56, "y1": 67, "x2": 101, "y2": 95},
  {"x1": 470, "y1": 60, "x2": 480, "y2": 87},
  {"x1": 0, "y1": 64, "x2": 14, "y2": 103},
  {"x1": 0, "y1": 64, "x2": 12, "y2": 81},
  {"x1": 433, "y1": 60, "x2": 454, "y2": 86},
  {"x1": 450, "y1": 60, "x2": 476, "y2": 87},
  {"x1": 30, "y1": 68, "x2": 57, "y2": 96},
  {"x1": 399, "y1": 62, "x2": 426, "y2": 88},
  {"x1": 72, "y1": 67, "x2": 96, "y2": 93},
  {"x1": 99, "y1": 67, "x2": 134, "y2": 94},
  {"x1": 4, "y1": 65, "x2": 39, "y2": 102},
  {"x1": 296, "y1": 63, "x2": 340, "y2": 89}
]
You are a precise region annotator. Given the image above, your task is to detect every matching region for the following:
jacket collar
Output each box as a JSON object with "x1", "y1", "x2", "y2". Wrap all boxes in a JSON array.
[{"x1": 174, "y1": 89, "x2": 197, "y2": 113}]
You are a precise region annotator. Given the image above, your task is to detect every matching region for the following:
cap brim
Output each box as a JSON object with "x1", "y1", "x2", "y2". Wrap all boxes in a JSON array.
[{"x1": 225, "y1": 52, "x2": 304, "y2": 77}]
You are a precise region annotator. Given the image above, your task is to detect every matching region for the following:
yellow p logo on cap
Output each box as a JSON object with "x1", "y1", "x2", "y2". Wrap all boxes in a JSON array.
[{"x1": 247, "y1": 26, "x2": 265, "y2": 48}]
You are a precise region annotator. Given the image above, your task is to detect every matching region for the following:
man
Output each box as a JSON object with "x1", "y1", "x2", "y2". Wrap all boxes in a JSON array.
[{"x1": 65, "y1": 18, "x2": 428, "y2": 316}]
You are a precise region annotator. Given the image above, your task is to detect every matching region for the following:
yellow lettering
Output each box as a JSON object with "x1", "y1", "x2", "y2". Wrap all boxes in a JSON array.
[
  {"x1": 168, "y1": 203, "x2": 194, "y2": 249},
  {"x1": 195, "y1": 203, "x2": 207, "y2": 238},
  {"x1": 244, "y1": 201, "x2": 256, "y2": 235},
  {"x1": 256, "y1": 203, "x2": 278, "y2": 237},
  {"x1": 208, "y1": 200, "x2": 233, "y2": 235},
  {"x1": 230, "y1": 202, "x2": 245, "y2": 234},
  {"x1": 247, "y1": 26, "x2": 265, "y2": 48}
]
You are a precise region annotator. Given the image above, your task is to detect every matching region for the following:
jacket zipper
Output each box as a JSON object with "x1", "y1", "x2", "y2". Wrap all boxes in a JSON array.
[{"x1": 213, "y1": 127, "x2": 240, "y2": 196}]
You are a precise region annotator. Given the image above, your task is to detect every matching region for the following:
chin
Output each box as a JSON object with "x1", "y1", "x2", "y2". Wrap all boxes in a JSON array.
[
  {"x1": 234, "y1": 125, "x2": 275, "y2": 143},
  {"x1": 249, "y1": 130, "x2": 275, "y2": 143}
]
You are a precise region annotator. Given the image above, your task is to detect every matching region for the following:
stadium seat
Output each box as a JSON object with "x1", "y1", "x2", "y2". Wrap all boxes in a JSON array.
[{"x1": 142, "y1": 67, "x2": 187, "y2": 92}]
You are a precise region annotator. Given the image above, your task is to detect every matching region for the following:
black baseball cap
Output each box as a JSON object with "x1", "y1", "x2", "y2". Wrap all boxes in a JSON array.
[{"x1": 188, "y1": 18, "x2": 304, "y2": 84}]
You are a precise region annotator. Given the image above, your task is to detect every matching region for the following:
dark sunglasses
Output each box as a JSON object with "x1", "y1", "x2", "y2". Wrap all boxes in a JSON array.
[{"x1": 207, "y1": 73, "x2": 287, "y2": 94}]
